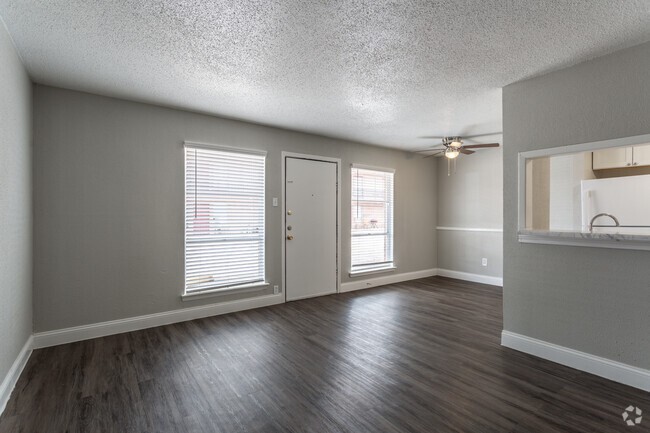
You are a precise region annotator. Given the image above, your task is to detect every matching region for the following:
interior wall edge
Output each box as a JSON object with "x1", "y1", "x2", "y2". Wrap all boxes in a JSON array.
[
  {"x1": 32, "y1": 293, "x2": 284, "y2": 350},
  {"x1": 0, "y1": 336, "x2": 33, "y2": 418},
  {"x1": 501, "y1": 330, "x2": 650, "y2": 392},
  {"x1": 0, "y1": 16, "x2": 33, "y2": 416},
  {"x1": 340, "y1": 268, "x2": 438, "y2": 293},
  {"x1": 32, "y1": 265, "x2": 506, "y2": 352},
  {"x1": 437, "y1": 269, "x2": 503, "y2": 287}
]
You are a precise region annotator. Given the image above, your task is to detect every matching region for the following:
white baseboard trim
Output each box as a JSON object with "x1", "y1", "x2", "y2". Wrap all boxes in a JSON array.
[
  {"x1": 340, "y1": 268, "x2": 438, "y2": 293},
  {"x1": 33, "y1": 293, "x2": 285, "y2": 349},
  {"x1": 31, "y1": 269, "x2": 501, "y2": 350},
  {"x1": 436, "y1": 268, "x2": 503, "y2": 287},
  {"x1": 0, "y1": 336, "x2": 33, "y2": 417},
  {"x1": 501, "y1": 330, "x2": 650, "y2": 392}
]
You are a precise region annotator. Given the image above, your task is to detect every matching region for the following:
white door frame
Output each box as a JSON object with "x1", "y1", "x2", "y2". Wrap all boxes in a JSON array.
[{"x1": 281, "y1": 152, "x2": 341, "y2": 302}]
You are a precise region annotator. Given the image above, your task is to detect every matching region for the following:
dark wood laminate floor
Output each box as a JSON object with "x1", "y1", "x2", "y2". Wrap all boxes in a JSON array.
[{"x1": 1, "y1": 277, "x2": 648, "y2": 432}]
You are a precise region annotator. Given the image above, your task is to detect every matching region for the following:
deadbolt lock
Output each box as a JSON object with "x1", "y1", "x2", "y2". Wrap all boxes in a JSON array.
[
  {"x1": 287, "y1": 210, "x2": 292, "y2": 215},
  {"x1": 287, "y1": 225, "x2": 292, "y2": 231},
  {"x1": 287, "y1": 235, "x2": 294, "y2": 240}
]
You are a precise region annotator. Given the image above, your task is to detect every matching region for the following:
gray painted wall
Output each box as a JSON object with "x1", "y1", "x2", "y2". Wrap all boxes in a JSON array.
[
  {"x1": 503, "y1": 42, "x2": 650, "y2": 369},
  {"x1": 33, "y1": 86, "x2": 438, "y2": 332},
  {"x1": 0, "y1": 23, "x2": 32, "y2": 384},
  {"x1": 437, "y1": 147, "x2": 503, "y2": 278}
]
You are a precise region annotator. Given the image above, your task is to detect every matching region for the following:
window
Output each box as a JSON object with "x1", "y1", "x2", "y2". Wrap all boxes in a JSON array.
[
  {"x1": 184, "y1": 143, "x2": 266, "y2": 294},
  {"x1": 350, "y1": 165, "x2": 394, "y2": 274}
]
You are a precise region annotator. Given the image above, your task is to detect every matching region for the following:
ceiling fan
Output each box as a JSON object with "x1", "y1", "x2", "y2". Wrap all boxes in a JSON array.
[{"x1": 415, "y1": 133, "x2": 501, "y2": 159}]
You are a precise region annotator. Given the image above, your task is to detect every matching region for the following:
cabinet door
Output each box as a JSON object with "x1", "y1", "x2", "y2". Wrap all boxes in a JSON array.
[
  {"x1": 592, "y1": 147, "x2": 632, "y2": 170},
  {"x1": 632, "y1": 144, "x2": 650, "y2": 167}
]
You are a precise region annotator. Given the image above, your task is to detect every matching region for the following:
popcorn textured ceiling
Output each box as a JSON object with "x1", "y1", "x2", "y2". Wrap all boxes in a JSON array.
[{"x1": 1, "y1": 0, "x2": 649, "y2": 149}]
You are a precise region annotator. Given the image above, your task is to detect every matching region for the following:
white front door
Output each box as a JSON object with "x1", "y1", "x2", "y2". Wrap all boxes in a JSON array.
[{"x1": 285, "y1": 157, "x2": 338, "y2": 301}]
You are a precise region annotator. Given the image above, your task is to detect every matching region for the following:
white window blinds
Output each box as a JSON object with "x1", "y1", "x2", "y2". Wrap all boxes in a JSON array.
[
  {"x1": 351, "y1": 166, "x2": 394, "y2": 273},
  {"x1": 184, "y1": 144, "x2": 266, "y2": 294}
]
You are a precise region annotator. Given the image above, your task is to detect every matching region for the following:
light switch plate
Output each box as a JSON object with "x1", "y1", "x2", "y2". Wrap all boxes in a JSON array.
[
  {"x1": 272, "y1": 197, "x2": 278, "y2": 207},
  {"x1": 482, "y1": 258, "x2": 488, "y2": 266}
]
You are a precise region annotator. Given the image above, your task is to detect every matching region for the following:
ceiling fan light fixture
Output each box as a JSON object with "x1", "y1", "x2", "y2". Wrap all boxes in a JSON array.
[
  {"x1": 445, "y1": 148, "x2": 460, "y2": 159},
  {"x1": 442, "y1": 136, "x2": 463, "y2": 148},
  {"x1": 449, "y1": 139, "x2": 463, "y2": 148}
]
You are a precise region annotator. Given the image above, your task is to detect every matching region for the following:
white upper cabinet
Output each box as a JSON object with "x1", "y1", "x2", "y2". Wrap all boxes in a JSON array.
[
  {"x1": 592, "y1": 144, "x2": 650, "y2": 170},
  {"x1": 632, "y1": 144, "x2": 650, "y2": 167},
  {"x1": 592, "y1": 147, "x2": 632, "y2": 169}
]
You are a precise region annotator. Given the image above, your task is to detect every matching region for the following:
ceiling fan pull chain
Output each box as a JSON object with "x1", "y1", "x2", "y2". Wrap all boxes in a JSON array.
[{"x1": 447, "y1": 158, "x2": 451, "y2": 176}]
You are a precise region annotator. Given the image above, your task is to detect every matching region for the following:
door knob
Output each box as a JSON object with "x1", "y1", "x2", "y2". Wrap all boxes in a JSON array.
[
  {"x1": 287, "y1": 210, "x2": 292, "y2": 215},
  {"x1": 287, "y1": 235, "x2": 293, "y2": 240}
]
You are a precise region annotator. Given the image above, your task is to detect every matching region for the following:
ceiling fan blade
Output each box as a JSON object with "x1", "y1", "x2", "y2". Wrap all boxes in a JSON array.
[
  {"x1": 459, "y1": 149, "x2": 475, "y2": 155},
  {"x1": 414, "y1": 148, "x2": 445, "y2": 153},
  {"x1": 418, "y1": 136, "x2": 446, "y2": 139},
  {"x1": 462, "y1": 132, "x2": 502, "y2": 139},
  {"x1": 462, "y1": 142, "x2": 500, "y2": 149},
  {"x1": 423, "y1": 150, "x2": 445, "y2": 158}
]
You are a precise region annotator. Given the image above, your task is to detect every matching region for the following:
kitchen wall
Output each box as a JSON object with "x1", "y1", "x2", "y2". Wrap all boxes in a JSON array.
[
  {"x1": 525, "y1": 157, "x2": 550, "y2": 230},
  {"x1": 0, "y1": 22, "x2": 32, "y2": 391},
  {"x1": 33, "y1": 85, "x2": 438, "y2": 332},
  {"x1": 526, "y1": 153, "x2": 595, "y2": 231},
  {"x1": 549, "y1": 152, "x2": 594, "y2": 231},
  {"x1": 503, "y1": 41, "x2": 650, "y2": 369},
  {"x1": 437, "y1": 146, "x2": 502, "y2": 282}
]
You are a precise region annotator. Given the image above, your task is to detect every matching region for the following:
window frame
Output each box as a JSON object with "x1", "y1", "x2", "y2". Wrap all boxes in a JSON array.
[
  {"x1": 349, "y1": 164, "x2": 396, "y2": 277},
  {"x1": 182, "y1": 141, "x2": 268, "y2": 300}
]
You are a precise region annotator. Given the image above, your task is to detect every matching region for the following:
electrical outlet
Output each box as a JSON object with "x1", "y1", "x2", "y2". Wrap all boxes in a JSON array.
[
  {"x1": 481, "y1": 258, "x2": 488, "y2": 267},
  {"x1": 273, "y1": 285, "x2": 279, "y2": 294}
]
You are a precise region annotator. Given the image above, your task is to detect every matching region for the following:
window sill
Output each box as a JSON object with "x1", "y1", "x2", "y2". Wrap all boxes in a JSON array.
[
  {"x1": 182, "y1": 282, "x2": 270, "y2": 302},
  {"x1": 518, "y1": 229, "x2": 650, "y2": 251},
  {"x1": 349, "y1": 265, "x2": 396, "y2": 278}
]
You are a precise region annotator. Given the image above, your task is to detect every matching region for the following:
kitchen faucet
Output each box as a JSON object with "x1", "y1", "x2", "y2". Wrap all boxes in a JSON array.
[{"x1": 589, "y1": 213, "x2": 620, "y2": 233}]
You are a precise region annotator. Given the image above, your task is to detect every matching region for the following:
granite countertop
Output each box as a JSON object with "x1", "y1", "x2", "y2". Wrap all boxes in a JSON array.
[{"x1": 518, "y1": 229, "x2": 650, "y2": 243}]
